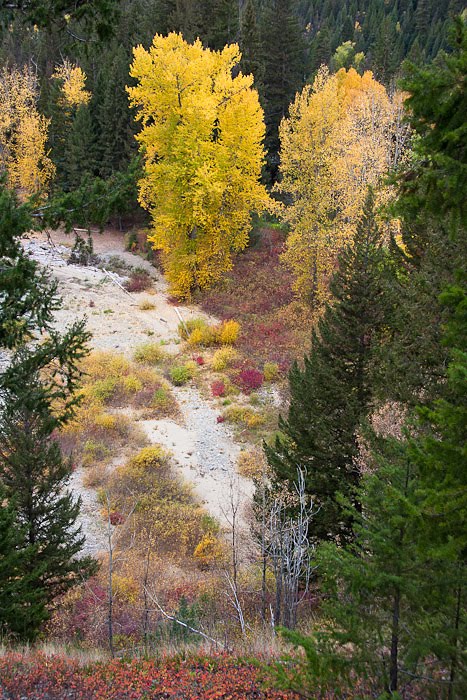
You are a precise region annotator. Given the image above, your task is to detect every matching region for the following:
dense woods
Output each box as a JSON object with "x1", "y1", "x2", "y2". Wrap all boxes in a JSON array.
[{"x1": 0, "y1": 1, "x2": 465, "y2": 698}]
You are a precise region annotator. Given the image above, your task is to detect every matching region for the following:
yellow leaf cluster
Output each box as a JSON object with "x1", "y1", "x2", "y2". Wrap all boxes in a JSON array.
[
  {"x1": 52, "y1": 60, "x2": 91, "y2": 108},
  {"x1": 128, "y1": 33, "x2": 272, "y2": 299},
  {"x1": 0, "y1": 67, "x2": 55, "y2": 195},
  {"x1": 278, "y1": 67, "x2": 410, "y2": 306}
]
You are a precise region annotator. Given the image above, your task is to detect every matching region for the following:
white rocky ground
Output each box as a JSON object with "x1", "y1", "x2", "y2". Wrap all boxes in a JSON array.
[{"x1": 23, "y1": 229, "x2": 253, "y2": 556}]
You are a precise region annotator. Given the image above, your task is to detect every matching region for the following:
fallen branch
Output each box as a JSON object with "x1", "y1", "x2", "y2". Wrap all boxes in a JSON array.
[{"x1": 144, "y1": 587, "x2": 231, "y2": 651}]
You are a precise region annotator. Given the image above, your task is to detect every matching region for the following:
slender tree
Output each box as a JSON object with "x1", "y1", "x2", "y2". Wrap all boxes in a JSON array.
[{"x1": 265, "y1": 188, "x2": 390, "y2": 544}]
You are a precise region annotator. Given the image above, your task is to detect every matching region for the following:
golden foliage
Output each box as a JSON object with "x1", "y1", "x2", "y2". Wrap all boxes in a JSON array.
[
  {"x1": 52, "y1": 60, "x2": 91, "y2": 108},
  {"x1": 236, "y1": 449, "x2": 267, "y2": 479},
  {"x1": 193, "y1": 533, "x2": 224, "y2": 569},
  {"x1": 211, "y1": 346, "x2": 238, "y2": 371},
  {"x1": 278, "y1": 67, "x2": 410, "y2": 306},
  {"x1": 0, "y1": 66, "x2": 55, "y2": 195},
  {"x1": 218, "y1": 319, "x2": 240, "y2": 345},
  {"x1": 180, "y1": 317, "x2": 241, "y2": 347},
  {"x1": 128, "y1": 33, "x2": 272, "y2": 299}
]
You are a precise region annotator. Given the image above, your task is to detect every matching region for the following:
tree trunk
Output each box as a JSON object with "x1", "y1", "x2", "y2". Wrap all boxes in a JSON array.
[
  {"x1": 447, "y1": 575, "x2": 463, "y2": 700},
  {"x1": 389, "y1": 587, "x2": 401, "y2": 693}
]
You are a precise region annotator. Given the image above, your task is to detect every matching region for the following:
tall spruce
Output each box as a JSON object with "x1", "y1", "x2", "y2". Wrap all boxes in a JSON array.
[
  {"x1": 0, "y1": 486, "x2": 47, "y2": 641},
  {"x1": 0, "y1": 182, "x2": 96, "y2": 640},
  {"x1": 265, "y1": 188, "x2": 389, "y2": 544},
  {"x1": 240, "y1": 0, "x2": 264, "y2": 86},
  {"x1": 259, "y1": 0, "x2": 305, "y2": 178}
]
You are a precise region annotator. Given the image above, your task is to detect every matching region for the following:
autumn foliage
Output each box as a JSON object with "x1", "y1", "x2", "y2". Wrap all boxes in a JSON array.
[
  {"x1": 128, "y1": 33, "x2": 271, "y2": 299},
  {"x1": 278, "y1": 67, "x2": 409, "y2": 306},
  {"x1": 0, "y1": 653, "x2": 299, "y2": 700}
]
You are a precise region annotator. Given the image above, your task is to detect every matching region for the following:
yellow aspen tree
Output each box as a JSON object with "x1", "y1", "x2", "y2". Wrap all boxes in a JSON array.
[
  {"x1": 52, "y1": 60, "x2": 91, "y2": 108},
  {"x1": 0, "y1": 67, "x2": 55, "y2": 196},
  {"x1": 128, "y1": 32, "x2": 271, "y2": 299},
  {"x1": 278, "y1": 67, "x2": 410, "y2": 306}
]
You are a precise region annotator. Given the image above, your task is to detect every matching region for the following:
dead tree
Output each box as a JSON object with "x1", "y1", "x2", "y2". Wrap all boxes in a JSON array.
[{"x1": 255, "y1": 467, "x2": 315, "y2": 629}]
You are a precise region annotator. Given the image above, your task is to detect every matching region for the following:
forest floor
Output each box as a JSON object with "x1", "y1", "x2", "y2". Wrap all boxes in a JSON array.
[{"x1": 23, "y1": 228, "x2": 254, "y2": 554}]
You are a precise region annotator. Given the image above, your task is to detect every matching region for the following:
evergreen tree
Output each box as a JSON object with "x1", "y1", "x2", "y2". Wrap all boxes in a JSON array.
[
  {"x1": 372, "y1": 14, "x2": 402, "y2": 83},
  {"x1": 240, "y1": 0, "x2": 264, "y2": 86},
  {"x1": 259, "y1": 0, "x2": 306, "y2": 178},
  {"x1": 0, "y1": 182, "x2": 97, "y2": 639},
  {"x1": 382, "y1": 17, "x2": 466, "y2": 403},
  {"x1": 407, "y1": 282, "x2": 467, "y2": 696},
  {"x1": 275, "y1": 434, "x2": 464, "y2": 698},
  {"x1": 265, "y1": 189, "x2": 389, "y2": 544},
  {"x1": 0, "y1": 486, "x2": 47, "y2": 641},
  {"x1": 64, "y1": 103, "x2": 98, "y2": 189},
  {"x1": 94, "y1": 42, "x2": 134, "y2": 178}
]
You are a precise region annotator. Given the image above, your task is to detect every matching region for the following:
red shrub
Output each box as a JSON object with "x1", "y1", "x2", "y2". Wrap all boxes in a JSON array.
[
  {"x1": 216, "y1": 415, "x2": 225, "y2": 423},
  {"x1": 110, "y1": 511, "x2": 125, "y2": 526},
  {"x1": 211, "y1": 380, "x2": 225, "y2": 397},
  {"x1": 194, "y1": 355, "x2": 205, "y2": 365},
  {"x1": 235, "y1": 368, "x2": 264, "y2": 393}
]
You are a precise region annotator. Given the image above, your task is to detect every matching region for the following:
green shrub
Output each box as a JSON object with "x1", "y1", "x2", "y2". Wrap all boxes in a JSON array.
[
  {"x1": 170, "y1": 365, "x2": 191, "y2": 385},
  {"x1": 82, "y1": 440, "x2": 111, "y2": 467},
  {"x1": 89, "y1": 377, "x2": 118, "y2": 403},
  {"x1": 152, "y1": 387, "x2": 171, "y2": 411}
]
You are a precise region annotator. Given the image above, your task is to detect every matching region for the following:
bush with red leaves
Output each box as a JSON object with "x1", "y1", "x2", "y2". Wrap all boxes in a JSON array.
[
  {"x1": 235, "y1": 368, "x2": 264, "y2": 393},
  {"x1": 194, "y1": 356, "x2": 205, "y2": 366},
  {"x1": 109, "y1": 511, "x2": 125, "y2": 526},
  {"x1": 211, "y1": 380, "x2": 225, "y2": 397},
  {"x1": 0, "y1": 653, "x2": 301, "y2": 700}
]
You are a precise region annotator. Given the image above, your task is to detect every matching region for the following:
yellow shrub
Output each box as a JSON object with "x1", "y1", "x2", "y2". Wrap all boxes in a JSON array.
[
  {"x1": 237, "y1": 449, "x2": 266, "y2": 479},
  {"x1": 133, "y1": 343, "x2": 166, "y2": 365},
  {"x1": 187, "y1": 326, "x2": 216, "y2": 347},
  {"x1": 193, "y1": 533, "x2": 223, "y2": 569},
  {"x1": 218, "y1": 319, "x2": 240, "y2": 345},
  {"x1": 178, "y1": 317, "x2": 207, "y2": 340},
  {"x1": 83, "y1": 352, "x2": 130, "y2": 380},
  {"x1": 121, "y1": 374, "x2": 143, "y2": 393},
  {"x1": 263, "y1": 361, "x2": 280, "y2": 382},
  {"x1": 128, "y1": 445, "x2": 168, "y2": 472},
  {"x1": 187, "y1": 327, "x2": 205, "y2": 346},
  {"x1": 211, "y1": 346, "x2": 238, "y2": 371},
  {"x1": 112, "y1": 574, "x2": 139, "y2": 604},
  {"x1": 94, "y1": 413, "x2": 117, "y2": 431},
  {"x1": 223, "y1": 404, "x2": 265, "y2": 428},
  {"x1": 246, "y1": 413, "x2": 265, "y2": 428}
]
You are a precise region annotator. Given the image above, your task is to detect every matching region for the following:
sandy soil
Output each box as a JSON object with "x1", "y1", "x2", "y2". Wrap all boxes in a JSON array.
[{"x1": 23, "y1": 229, "x2": 253, "y2": 555}]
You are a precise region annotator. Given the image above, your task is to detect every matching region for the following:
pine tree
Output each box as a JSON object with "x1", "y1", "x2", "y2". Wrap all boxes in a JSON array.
[
  {"x1": 382, "y1": 17, "x2": 467, "y2": 403},
  {"x1": 0, "y1": 486, "x2": 47, "y2": 641},
  {"x1": 407, "y1": 283, "x2": 467, "y2": 697},
  {"x1": 64, "y1": 103, "x2": 98, "y2": 190},
  {"x1": 0, "y1": 182, "x2": 96, "y2": 640},
  {"x1": 259, "y1": 0, "x2": 306, "y2": 178},
  {"x1": 94, "y1": 42, "x2": 134, "y2": 178},
  {"x1": 265, "y1": 189, "x2": 389, "y2": 544},
  {"x1": 240, "y1": 0, "x2": 264, "y2": 86}
]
